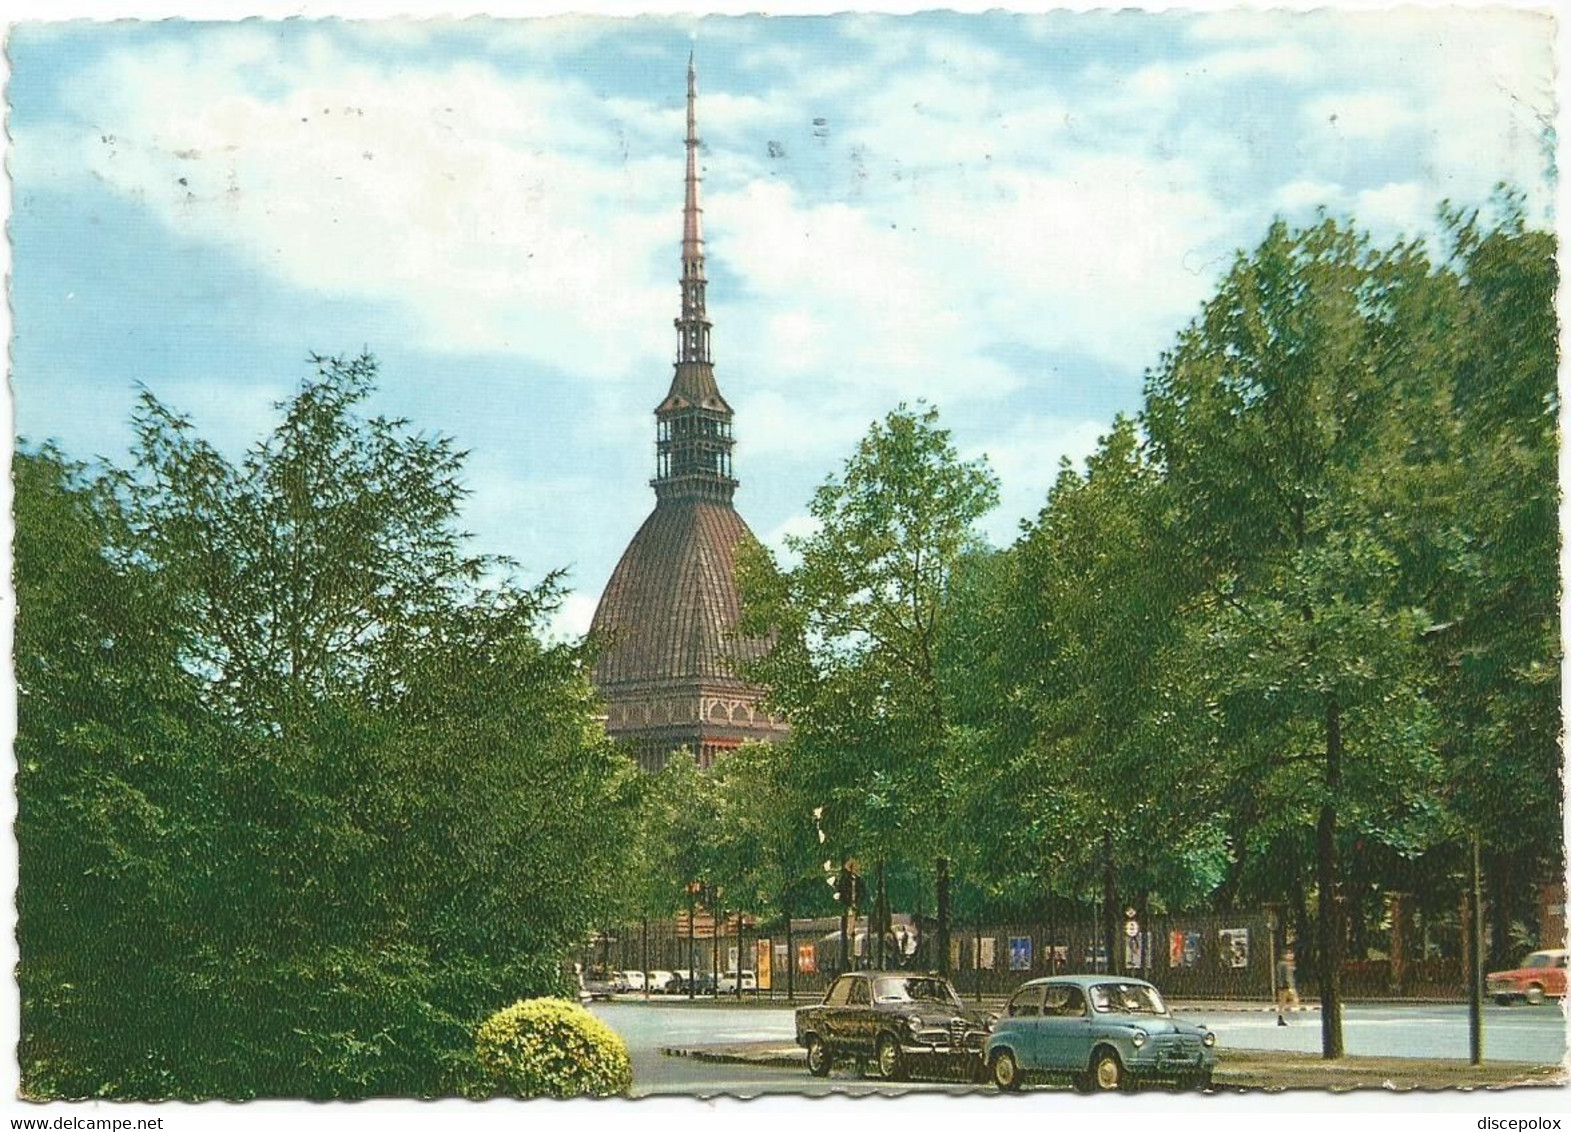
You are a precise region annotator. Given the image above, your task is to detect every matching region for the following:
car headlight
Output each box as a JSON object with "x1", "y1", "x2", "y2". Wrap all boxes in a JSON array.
[
  {"x1": 1131, "y1": 1029, "x2": 1148, "y2": 1048},
  {"x1": 1202, "y1": 1030, "x2": 1217, "y2": 1048},
  {"x1": 906, "y1": 1014, "x2": 923, "y2": 1031}
]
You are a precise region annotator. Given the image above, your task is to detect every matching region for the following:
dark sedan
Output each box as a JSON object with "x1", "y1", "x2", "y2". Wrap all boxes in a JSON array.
[{"x1": 794, "y1": 971, "x2": 990, "y2": 1081}]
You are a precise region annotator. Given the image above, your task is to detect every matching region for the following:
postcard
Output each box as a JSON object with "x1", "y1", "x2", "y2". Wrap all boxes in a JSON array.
[{"x1": 6, "y1": 2, "x2": 1563, "y2": 1118}]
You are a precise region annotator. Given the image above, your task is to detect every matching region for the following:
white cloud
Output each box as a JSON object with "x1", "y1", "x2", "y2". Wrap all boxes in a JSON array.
[
  {"x1": 547, "y1": 591, "x2": 599, "y2": 642},
  {"x1": 708, "y1": 149, "x2": 1224, "y2": 467},
  {"x1": 20, "y1": 8, "x2": 1554, "y2": 484},
  {"x1": 1353, "y1": 182, "x2": 1432, "y2": 238},
  {"x1": 1303, "y1": 90, "x2": 1416, "y2": 141},
  {"x1": 762, "y1": 513, "x2": 820, "y2": 567},
  {"x1": 45, "y1": 28, "x2": 679, "y2": 381},
  {"x1": 1274, "y1": 179, "x2": 1348, "y2": 216},
  {"x1": 967, "y1": 415, "x2": 1109, "y2": 547}
]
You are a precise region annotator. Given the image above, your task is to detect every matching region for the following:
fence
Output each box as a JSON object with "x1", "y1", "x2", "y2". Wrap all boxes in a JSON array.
[{"x1": 584, "y1": 907, "x2": 1468, "y2": 1001}]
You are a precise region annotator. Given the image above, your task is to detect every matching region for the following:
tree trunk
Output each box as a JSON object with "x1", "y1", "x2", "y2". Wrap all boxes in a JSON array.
[
  {"x1": 1102, "y1": 828, "x2": 1120, "y2": 976},
  {"x1": 785, "y1": 903, "x2": 795, "y2": 1003},
  {"x1": 737, "y1": 915, "x2": 746, "y2": 999},
  {"x1": 1486, "y1": 851, "x2": 1514, "y2": 969},
  {"x1": 687, "y1": 888, "x2": 697, "y2": 1000},
  {"x1": 1135, "y1": 891, "x2": 1150, "y2": 975},
  {"x1": 1291, "y1": 861, "x2": 1312, "y2": 977},
  {"x1": 936, "y1": 857, "x2": 951, "y2": 977},
  {"x1": 1348, "y1": 852, "x2": 1371, "y2": 961},
  {"x1": 875, "y1": 862, "x2": 889, "y2": 970},
  {"x1": 1047, "y1": 895, "x2": 1057, "y2": 975},
  {"x1": 1317, "y1": 696, "x2": 1345, "y2": 1059}
]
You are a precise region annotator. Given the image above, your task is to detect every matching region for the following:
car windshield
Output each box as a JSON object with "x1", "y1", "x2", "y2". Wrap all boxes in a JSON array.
[
  {"x1": 1523, "y1": 953, "x2": 1555, "y2": 969},
  {"x1": 1088, "y1": 982, "x2": 1168, "y2": 1015},
  {"x1": 874, "y1": 976, "x2": 958, "y2": 1006}
]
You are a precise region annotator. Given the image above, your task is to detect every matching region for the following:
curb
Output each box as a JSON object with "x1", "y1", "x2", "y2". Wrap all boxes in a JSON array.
[
  {"x1": 1170, "y1": 1003, "x2": 1322, "y2": 1014},
  {"x1": 661, "y1": 1045, "x2": 805, "y2": 1068},
  {"x1": 658, "y1": 1045, "x2": 1565, "y2": 1092}
]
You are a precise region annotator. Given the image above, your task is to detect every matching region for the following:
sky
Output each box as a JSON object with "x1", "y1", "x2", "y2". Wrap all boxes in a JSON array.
[{"x1": 6, "y1": 6, "x2": 1558, "y2": 640}]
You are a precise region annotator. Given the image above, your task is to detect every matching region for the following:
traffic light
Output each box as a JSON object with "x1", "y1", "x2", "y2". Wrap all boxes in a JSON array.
[{"x1": 834, "y1": 860, "x2": 864, "y2": 908}]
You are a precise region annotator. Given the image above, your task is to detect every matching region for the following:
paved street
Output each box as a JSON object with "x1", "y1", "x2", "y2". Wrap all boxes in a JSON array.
[
  {"x1": 1181, "y1": 1002, "x2": 1566, "y2": 1065},
  {"x1": 591, "y1": 998, "x2": 1568, "y2": 1097}
]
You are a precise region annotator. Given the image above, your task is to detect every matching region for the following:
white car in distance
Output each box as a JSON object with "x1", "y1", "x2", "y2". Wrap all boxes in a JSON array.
[{"x1": 715, "y1": 970, "x2": 758, "y2": 994}]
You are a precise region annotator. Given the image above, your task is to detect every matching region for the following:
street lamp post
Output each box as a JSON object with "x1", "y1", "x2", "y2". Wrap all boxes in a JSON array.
[
  {"x1": 736, "y1": 914, "x2": 746, "y2": 1000},
  {"x1": 1265, "y1": 902, "x2": 1283, "y2": 1026},
  {"x1": 686, "y1": 881, "x2": 699, "y2": 1001},
  {"x1": 1468, "y1": 833, "x2": 1484, "y2": 1066},
  {"x1": 712, "y1": 888, "x2": 723, "y2": 996}
]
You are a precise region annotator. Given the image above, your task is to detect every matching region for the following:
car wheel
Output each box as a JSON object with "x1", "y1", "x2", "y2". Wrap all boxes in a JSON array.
[
  {"x1": 1091, "y1": 1047, "x2": 1126, "y2": 1092},
  {"x1": 991, "y1": 1049, "x2": 1023, "y2": 1092},
  {"x1": 876, "y1": 1034, "x2": 907, "y2": 1081},
  {"x1": 1495, "y1": 994, "x2": 1515, "y2": 1006},
  {"x1": 806, "y1": 1037, "x2": 833, "y2": 1078},
  {"x1": 1525, "y1": 984, "x2": 1546, "y2": 1006}
]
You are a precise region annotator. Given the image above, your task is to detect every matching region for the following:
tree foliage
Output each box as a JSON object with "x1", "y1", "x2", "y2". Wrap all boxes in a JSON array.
[
  {"x1": 16, "y1": 355, "x2": 638, "y2": 1098},
  {"x1": 736, "y1": 403, "x2": 998, "y2": 881}
]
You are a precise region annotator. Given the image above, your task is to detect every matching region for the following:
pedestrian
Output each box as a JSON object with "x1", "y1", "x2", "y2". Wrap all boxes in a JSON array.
[{"x1": 1276, "y1": 944, "x2": 1299, "y2": 1024}]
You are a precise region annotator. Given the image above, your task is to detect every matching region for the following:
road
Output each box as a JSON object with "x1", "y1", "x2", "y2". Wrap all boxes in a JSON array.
[
  {"x1": 592, "y1": 1000, "x2": 969, "y2": 1096},
  {"x1": 591, "y1": 998, "x2": 1568, "y2": 1097}
]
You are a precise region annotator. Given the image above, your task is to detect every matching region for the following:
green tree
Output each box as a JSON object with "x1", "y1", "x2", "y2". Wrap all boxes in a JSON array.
[
  {"x1": 17, "y1": 356, "x2": 638, "y2": 1096},
  {"x1": 15, "y1": 445, "x2": 237, "y2": 1097},
  {"x1": 1143, "y1": 218, "x2": 1447, "y2": 1057},
  {"x1": 737, "y1": 403, "x2": 998, "y2": 961},
  {"x1": 956, "y1": 421, "x2": 1227, "y2": 971},
  {"x1": 1394, "y1": 199, "x2": 1561, "y2": 961}
]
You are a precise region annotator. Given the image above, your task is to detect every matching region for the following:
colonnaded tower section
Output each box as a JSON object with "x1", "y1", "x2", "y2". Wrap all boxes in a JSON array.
[{"x1": 589, "y1": 57, "x2": 789, "y2": 771}]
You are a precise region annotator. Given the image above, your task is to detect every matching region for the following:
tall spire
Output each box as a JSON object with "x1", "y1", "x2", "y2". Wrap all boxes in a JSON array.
[
  {"x1": 654, "y1": 52, "x2": 736, "y2": 507},
  {"x1": 678, "y1": 50, "x2": 709, "y2": 365}
]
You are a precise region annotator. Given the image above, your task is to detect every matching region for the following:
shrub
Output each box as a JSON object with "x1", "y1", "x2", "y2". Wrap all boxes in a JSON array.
[{"x1": 474, "y1": 998, "x2": 632, "y2": 1098}]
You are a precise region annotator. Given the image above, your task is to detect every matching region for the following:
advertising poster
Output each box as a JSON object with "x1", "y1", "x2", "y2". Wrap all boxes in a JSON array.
[
  {"x1": 796, "y1": 943, "x2": 816, "y2": 974},
  {"x1": 979, "y1": 936, "x2": 996, "y2": 970},
  {"x1": 1008, "y1": 936, "x2": 1032, "y2": 971},
  {"x1": 756, "y1": 938, "x2": 772, "y2": 990},
  {"x1": 1170, "y1": 929, "x2": 1202, "y2": 967},
  {"x1": 1220, "y1": 928, "x2": 1250, "y2": 969}
]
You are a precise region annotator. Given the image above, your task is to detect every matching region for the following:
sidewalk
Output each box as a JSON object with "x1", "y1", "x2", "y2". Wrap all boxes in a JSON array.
[
  {"x1": 659, "y1": 1042, "x2": 1563, "y2": 1090},
  {"x1": 619, "y1": 992, "x2": 1477, "y2": 1012}
]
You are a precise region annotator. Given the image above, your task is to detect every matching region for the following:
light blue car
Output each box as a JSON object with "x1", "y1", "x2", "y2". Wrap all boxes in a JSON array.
[{"x1": 983, "y1": 975, "x2": 1217, "y2": 1093}]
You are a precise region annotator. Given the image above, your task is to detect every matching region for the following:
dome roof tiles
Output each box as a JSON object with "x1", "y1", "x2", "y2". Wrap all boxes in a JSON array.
[{"x1": 590, "y1": 499, "x2": 769, "y2": 690}]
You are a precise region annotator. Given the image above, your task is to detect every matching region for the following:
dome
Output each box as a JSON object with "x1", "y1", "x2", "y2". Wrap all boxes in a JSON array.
[{"x1": 590, "y1": 499, "x2": 769, "y2": 691}]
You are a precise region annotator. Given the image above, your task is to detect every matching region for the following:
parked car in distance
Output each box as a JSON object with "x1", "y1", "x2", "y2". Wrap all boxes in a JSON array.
[
  {"x1": 984, "y1": 975, "x2": 1217, "y2": 1093},
  {"x1": 794, "y1": 971, "x2": 990, "y2": 1081},
  {"x1": 645, "y1": 969, "x2": 676, "y2": 994},
  {"x1": 715, "y1": 970, "x2": 758, "y2": 994},
  {"x1": 616, "y1": 970, "x2": 647, "y2": 993},
  {"x1": 582, "y1": 971, "x2": 619, "y2": 1001},
  {"x1": 1487, "y1": 949, "x2": 1567, "y2": 1006}
]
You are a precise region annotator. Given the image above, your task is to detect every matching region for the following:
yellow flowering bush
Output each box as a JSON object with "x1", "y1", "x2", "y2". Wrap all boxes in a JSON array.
[{"x1": 474, "y1": 998, "x2": 633, "y2": 1098}]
